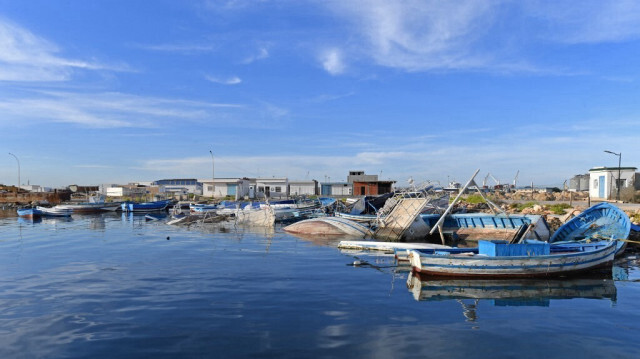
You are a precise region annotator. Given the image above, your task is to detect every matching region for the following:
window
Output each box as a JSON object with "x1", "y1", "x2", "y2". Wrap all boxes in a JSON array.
[
  {"x1": 616, "y1": 179, "x2": 626, "y2": 188},
  {"x1": 275, "y1": 187, "x2": 281, "y2": 193},
  {"x1": 208, "y1": 185, "x2": 213, "y2": 191},
  {"x1": 594, "y1": 179, "x2": 598, "y2": 188}
]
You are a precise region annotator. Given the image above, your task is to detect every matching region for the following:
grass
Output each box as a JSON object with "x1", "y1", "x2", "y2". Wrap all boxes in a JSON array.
[
  {"x1": 549, "y1": 203, "x2": 572, "y2": 215},
  {"x1": 510, "y1": 201, "x2": 538, "y2": 211},
  {"x1": 461, "y1": 194, "x2": 486, "y2": 204}
]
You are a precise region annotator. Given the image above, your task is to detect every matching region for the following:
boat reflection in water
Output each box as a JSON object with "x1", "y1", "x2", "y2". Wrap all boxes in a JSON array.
[{"x1": 407, "y1": 272, "x2": 617, "y2": 320}]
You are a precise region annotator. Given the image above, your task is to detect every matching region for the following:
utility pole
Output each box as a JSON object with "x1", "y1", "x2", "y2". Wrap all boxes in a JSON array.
[
  {"x1": 8, "y1": 152, "x2": 20, "y2": 194},
  {"x1": 604, "y1": 150, "x2": 622, "y2": 201},
  {"x1": 209, "y1": 150, "x2": 215, "y2": 199}
]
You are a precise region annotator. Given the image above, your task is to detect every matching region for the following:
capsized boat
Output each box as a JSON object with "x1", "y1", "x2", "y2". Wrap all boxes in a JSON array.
[
  {"x1": 549, "y1": 202, "x2": 630, "y2": 255},
  {"x1": 283, "y1": 217, "x2": 372, "y2": 238},
  {"x1": 407, "y1": 239, "x2": 617, "y2": 278}
]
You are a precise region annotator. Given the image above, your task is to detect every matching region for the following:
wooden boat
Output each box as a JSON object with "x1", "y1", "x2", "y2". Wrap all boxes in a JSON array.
[
  {"x1": 335, "y1": 212, "x2": 378, "y2": 224},
  {"x1": 549, "y1": 203, "x2": 630, "y2": 254},
  {"x1": 125, "y1": 200, "x2": 171, "y2": 212},
  {"x1": 189, "y1": 203, "x2": 218, "y2": 214},
  {"x1": 407, "y1": 240, "x2": 617, "y2": 278},
  {"x1": 36, "y1": 206, "x2": 73, "y2": 217},
  {"x1": 55, "y1": 202, "x2": 120, "y2": 213},
  {"x1": 406, "y1": 272, "x2": 617, "y2": 303},
  {"x1": 283, "y1": 217, "x2": 372, "y2": 237},
  {"x1": 17, "y1": 207, "x2": 42, "y2": 218},
  {"x1": 421, "y1": 213, "x2": 550, "y2": 242}
]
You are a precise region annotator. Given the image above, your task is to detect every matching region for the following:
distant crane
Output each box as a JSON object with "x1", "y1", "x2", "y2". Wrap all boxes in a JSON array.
[
  {"x1": 482, "y1": 173, "x2": 491, "y2": 188},
  {"x1": 512, "y1": 170, "x2": 520, "y2": 189}
]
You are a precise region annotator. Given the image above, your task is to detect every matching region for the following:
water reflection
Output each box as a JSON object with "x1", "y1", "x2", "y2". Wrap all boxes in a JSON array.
[{"x1": 407, "y1": 272, "x2": 618, "y2": 313}]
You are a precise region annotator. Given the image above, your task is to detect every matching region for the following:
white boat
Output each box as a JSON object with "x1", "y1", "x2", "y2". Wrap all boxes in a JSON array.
[
  {"x1": 407, "y1": 240, "x2": 618, "y2": 278},
  {"x1": 235, "y1": 207, "x2": 276, "y2": 227},
  {"x1": 36, "y1": 206, "x2": 73, "y2": 217}
]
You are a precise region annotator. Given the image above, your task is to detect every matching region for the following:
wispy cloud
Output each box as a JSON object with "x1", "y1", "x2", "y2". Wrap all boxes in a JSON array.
[
  {"x1": 133, "y1": 43, "x2": 217, "y2": 53},
  {"x1": 242, "y1": 46, "x2": 270, "y2": 64},
  {"x1": 0, "y1": 91, "x2": 244, "y2": 128},
  {"x1": 0, "y1": 17, "x2": 129, "y2": 82},
  {"x1": 320, "y1": 0, "x2": 640, "y2": 74},
  {"x1": 205, "y1": 75, "x2": 242, "y2": 85},
  {"x1": 525, "y1": 1, "x2": 640, "y2": 44}
]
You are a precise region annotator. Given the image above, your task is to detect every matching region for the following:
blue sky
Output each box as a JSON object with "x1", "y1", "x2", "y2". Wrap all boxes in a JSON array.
[{"x1": 1, "y1": 0, "x2": 639, "y2": 188}]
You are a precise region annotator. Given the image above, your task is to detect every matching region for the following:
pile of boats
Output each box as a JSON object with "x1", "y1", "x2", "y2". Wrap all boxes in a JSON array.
[{"x1": 16, "y1": 197, "x2": 174, "y2": 219}]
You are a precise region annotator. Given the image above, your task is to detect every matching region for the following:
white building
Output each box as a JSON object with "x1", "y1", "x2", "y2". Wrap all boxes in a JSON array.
[
  {"x1": 589, "y1": 166, "x2": 638, "y2": 200},
  {"x1": 288, "y1": 180, "x2": 318, "y2": 196},
  {"x1": 106, "y1": 185, "x2": 148, "y2": 198},
  {"x1": 253, "y1": 178, "x2": 288, "y2": 199},
  {"x1": 320, "y1": 182, "x2": 352, "y2": 196},
  {"x1": 200, "y1": 178, "x2": 251, "y2": 199}
]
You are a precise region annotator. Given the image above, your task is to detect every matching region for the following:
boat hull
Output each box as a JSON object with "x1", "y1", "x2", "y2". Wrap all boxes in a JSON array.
[
  {"x1": 408, "y1": 241, "x2": 617, "y2": 278},
  {"x1": 283, "y1": 217, "x2": 372, "y2": 237}
]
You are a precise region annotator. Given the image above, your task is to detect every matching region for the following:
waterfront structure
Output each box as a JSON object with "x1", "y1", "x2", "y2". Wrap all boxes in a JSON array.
[
  {"x1": 589, "y1": 167, "x2": 639, "y2": 200},
  {"x1": 200, "y1": 178, "x2": 251, "y2": 199},
  {"x1": 569, "y1": 174, "x2": 590, "y2": 192},
  {"x1": 153, "y1": 179, "x2": 202, "y2": 196},
  {"x1": 320, "y1": 182, "x2": 352, "y2": 196},
  {"x1": 253, "y1": 178, "x2": 288, "y2": 199},
  {"x1": 347, "y1": 170, "x2": 395, "y2": 196},
  {"x1": 105, "y1": 184, "x2": 149, "y2": 198},
  {"x1": 288, "y1": 180, "x2": 318, "y2": 196}
]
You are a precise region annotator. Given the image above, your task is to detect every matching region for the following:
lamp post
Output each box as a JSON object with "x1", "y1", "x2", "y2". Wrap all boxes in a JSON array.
[
  {"x1": 209, "y1": 150, "x2": 215, "y2": 199},
  {"x1": 604, "y1": 150, "x2": 622, "y2": 201},
  {"x1": 8, "y1": 152, "x2": 20, "y2": 194}
]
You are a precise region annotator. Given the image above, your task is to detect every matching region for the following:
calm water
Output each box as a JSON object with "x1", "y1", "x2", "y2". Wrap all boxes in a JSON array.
[{"x1": 1, "y1": 212, "x2": 640, "y2": 358}]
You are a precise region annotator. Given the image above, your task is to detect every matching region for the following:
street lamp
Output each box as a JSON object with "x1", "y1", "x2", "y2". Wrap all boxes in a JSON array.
[
  {"x1": 604, "y1": 150, "x2": 622, "y2": 201},
  {"x1": 8, "y1": 152, "x2": 20, "y2": 193},
  {"x1": 209, "y1": 150, "x2": 215, "y2": 199}
]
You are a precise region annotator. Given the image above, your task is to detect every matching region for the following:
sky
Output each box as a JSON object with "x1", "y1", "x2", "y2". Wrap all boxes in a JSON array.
[{"x1": 1, "y1": 0, "x2": 640, "y2": 188}]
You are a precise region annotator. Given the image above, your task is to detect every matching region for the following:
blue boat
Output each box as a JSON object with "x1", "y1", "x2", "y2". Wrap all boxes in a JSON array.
[
  {"x1": 17, "y1": 207, "x2": 43, "y2": 218},
  {"x1": 549, "y1": 203, "x2": 630, "y2": 255},
  {"x1": 421, "y1": 213, "x2": 551, "y2": 242},
  {"x1": 126, "y1": 200, "x2": 172, "y2": 212}
]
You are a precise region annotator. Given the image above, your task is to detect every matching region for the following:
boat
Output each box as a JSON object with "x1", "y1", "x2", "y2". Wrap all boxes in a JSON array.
[
  {"x1": 145, "y1": 213, "x2": 166, "y2": 221},
  {"x1": 549, "y1": 202, "x2": 630, "y2": 255},
  {"x1": 283, "y1": 217, "x2": 373, "y2": 238},
  {"x1": 125, "y1": 200, "x2": 172, "y2": 212},
  {"x1": 36, "y1": 206, "x2": 73, "y2": 217},
  {"x1": 235, "y1": 207, "x2": 276, "y2": 227},
  {"x1": 334, "y1": 212, "x2": 378, "y2": 224},
  {"x1": 55, "y1": 202, "x2": 120, "y2": 213},
  {"x1": 407, "y1": 239, "x2": 618, "y2": 278},
  {"x1": 421, "y1": 213, "x2": 550, "y2": 242},
  {"x1": 189, "y1": 203, "x2": 218, "y2": 214},
  {"x1": 17, "y1": 207, "x2": 42, "y2": 219}
]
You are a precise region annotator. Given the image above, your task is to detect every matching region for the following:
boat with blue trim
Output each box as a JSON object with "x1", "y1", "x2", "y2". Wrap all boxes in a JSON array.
[
  {"x1": 407, "y1": 239, "x2": 617, "y2": 278},
  {"x1": 549, "y1": 202, "x2": 630, "y2": 255},
  {"x1": 17, "y1": 207, "x2": 43, "y2": 219}
]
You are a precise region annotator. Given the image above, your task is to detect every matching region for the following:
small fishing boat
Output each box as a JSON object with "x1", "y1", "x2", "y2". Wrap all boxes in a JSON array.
[
  {"x1": 37, "y1": 206, "x2": 73, "y2": 217},
  {"x1": 335, "y1": 212, "x2": 379, "y2": 224},
  {"x1": 189, "y1": 203, "x2": 218, "y2": 214},
  {"x1": 407, "y1": 240, "x2": 617, "y2": 278},
  {"x1": 125, "y1": 200, "x2": 172, "y2": 212},
  {"x1": 17, "y1": 207, "x2": 42, "y2": 219},
  {"x1": 283, "y1": 217, "x2": 373, "y2": 238},
  {"x1": 549, "y1": 202, "x2": 630, "y2": 255}
]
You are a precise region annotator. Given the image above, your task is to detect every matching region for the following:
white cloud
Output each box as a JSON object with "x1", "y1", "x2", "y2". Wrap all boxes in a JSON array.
[
  {"x1": 0, "y1": 18, "x2": 128, "y2": 82},
  {"x1": 320, "y1": 48, "x2": 345, "y2": 75},
  {"x1": 205, "y1": 75, "x2": 243, "y2": 85}
]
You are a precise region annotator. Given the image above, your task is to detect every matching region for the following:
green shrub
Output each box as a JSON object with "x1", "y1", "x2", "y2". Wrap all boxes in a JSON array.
[{"x1": 549, "y1": 203, "x2": 571, "y2": 215}]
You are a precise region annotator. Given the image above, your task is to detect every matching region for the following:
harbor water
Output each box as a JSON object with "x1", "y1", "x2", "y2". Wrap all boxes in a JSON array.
[{"x1": 1, "y1": 211, "x2": 640, "y2": 358}]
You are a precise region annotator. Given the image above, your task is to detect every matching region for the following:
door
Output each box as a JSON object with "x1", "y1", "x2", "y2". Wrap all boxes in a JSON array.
[
  {"x1": 227, "y1": 184, "x2": 237, "y2": 196},
  {"x1": 599, "y1": 176, "x2": 605, "y2": 198},
  {"x1": 321, "y1": 184, "x2": 331, "y2": 195}
]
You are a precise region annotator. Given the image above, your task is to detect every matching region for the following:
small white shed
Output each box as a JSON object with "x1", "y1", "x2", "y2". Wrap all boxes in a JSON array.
[{"x1": 589, "y1": 166, "x2": 637, "y2": 200}]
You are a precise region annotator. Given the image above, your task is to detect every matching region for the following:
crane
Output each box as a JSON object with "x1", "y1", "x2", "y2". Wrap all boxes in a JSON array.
[
  {"x1": 482, "y1": 173, "x2": 491, "y2": 188},
  {"x1": 512, "y1": 170, "x2": 519, "y2": 189}
]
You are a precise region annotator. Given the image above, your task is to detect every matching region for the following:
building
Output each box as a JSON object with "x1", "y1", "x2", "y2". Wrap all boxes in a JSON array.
[
  {"x1": 569, "y1": 174, "x2": 590, "y2": 192},
  {"x1": 347, "y1": 170, "x2": 395, "y2": 196},
  {"x1": 105, "y1": 184, "x2": 149, "y2": 198},
  {"x1": 253, "y1": 178, "x2": 288, "y2": 199},
  {"x1": 288, "y1": 180, "x2": 318, "y2": 196},
  {"x1": 320, "y1": 182, "x2": 352, "y2": 196},
  {"x1": 152, "y1": 179, "x2": 202, "y2": 196},
  {"x1": 200, "y1": 178, "x2": 251, "y2": 199},
  {"x1": 589, "y1": 166, "x2": 639, "y2": 200},
  {"x1": 347, "y1": 170, "x2": 378, "y2": 183}
]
